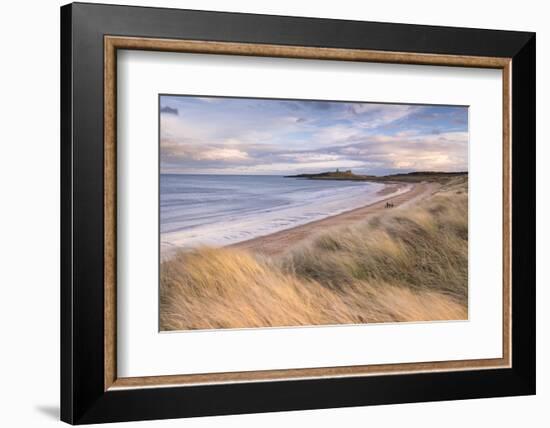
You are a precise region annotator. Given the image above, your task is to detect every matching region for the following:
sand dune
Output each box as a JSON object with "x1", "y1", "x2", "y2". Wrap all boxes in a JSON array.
[{"x1": 160, "y1": 178, "x2": 467, "y2": 331}]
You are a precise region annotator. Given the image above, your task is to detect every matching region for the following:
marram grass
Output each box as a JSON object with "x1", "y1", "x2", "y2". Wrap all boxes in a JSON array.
[{"x1": 160, "y1": 178, "x2": 468, "y2": 330}]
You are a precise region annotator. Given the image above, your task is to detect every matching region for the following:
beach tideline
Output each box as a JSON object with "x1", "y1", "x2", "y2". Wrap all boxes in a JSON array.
[
  {"x1": 159, "y1": 171, "x2": 468, "y2": 331},
  {"x1": 160, "y1": 173, "x2": 410, "y2": 256},
  {"x1": 232, "y1": 180, "x2": 435, "y2": 256}
]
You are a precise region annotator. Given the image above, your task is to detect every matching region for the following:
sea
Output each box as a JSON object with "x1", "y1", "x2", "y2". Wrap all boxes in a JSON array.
[{"x1": 160, "y1": 174, "x2": 392, "y2": 250}]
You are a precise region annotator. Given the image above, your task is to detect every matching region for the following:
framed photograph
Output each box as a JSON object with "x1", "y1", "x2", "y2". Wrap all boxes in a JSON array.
[{"x1": 60, "y1": 2, "x2": 536, "y2": 424}]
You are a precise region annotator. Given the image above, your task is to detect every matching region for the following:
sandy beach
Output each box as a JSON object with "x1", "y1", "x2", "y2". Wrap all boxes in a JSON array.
[
  {"x1": 161, "y1": 177, "x2": 467, "y2": 330},
  {"x1": 161, "y1": 176, "x2": 413, "y2": 259},
  {"x1": 232, "y1": 181, "x2": 440, "y2": 256}
]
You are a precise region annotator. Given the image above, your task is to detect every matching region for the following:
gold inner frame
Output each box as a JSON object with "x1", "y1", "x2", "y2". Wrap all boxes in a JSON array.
[{"x1": 104, "y1": 35, "x2": 512, "y2": 391}]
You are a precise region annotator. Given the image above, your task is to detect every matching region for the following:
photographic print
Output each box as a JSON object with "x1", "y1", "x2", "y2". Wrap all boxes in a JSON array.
[{"x1": 159, "y1": 95, "x2": 469, "y2": 331}]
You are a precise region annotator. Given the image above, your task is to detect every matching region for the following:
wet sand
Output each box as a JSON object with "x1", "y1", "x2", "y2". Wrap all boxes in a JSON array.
[{"x1": 231, "y1": 182, "x2": 439, "y2": 256}]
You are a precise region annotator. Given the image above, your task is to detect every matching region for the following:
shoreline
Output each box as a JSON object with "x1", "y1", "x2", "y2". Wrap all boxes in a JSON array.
[
  {"x1": 161, "y1": 182, "x2": 437, "y2": 261},
  {"x1": 231, "y1": 181, "x2": 439, "y2": 257},
  {"x1": 160, "y1": 178, "x2": 467, "y2": 330}
]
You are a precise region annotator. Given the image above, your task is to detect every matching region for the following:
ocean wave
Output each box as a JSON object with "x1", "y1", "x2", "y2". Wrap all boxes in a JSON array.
[{"x1": 160, "y1": 175, "x2": 405, "y2": 249}]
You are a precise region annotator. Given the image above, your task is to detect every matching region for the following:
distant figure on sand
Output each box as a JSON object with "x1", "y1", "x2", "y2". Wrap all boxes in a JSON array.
[{"x1": 385, "y1": 201, "x2": 395, "y2": 208}]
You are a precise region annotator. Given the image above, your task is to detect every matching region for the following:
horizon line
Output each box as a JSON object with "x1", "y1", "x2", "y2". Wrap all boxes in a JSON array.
[{"x1": 160, "y1": 170, "x2": 469, "y2": 177}]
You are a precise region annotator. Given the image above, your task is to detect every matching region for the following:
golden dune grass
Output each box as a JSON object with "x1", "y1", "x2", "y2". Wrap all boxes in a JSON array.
[{"x1": 160, "y1": 178, "x2": 468, "y2": 330}]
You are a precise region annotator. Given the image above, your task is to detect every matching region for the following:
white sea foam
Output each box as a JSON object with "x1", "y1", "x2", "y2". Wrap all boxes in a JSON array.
[{"x1": 160, "y1": 174, "x2": 409, "y2": 252}]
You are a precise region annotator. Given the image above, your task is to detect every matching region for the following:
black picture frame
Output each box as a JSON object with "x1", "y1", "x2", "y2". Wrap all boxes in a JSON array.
[{"x1": 61, "y1": 2, "x2": 535, "y2": 424}]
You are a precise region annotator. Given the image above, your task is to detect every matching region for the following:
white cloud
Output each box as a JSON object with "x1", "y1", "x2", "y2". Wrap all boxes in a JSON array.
[
  {"x1": 231, "y1": 159, "x2": 365, "y2": 174},
  {"x1": 331, "y1": 131, "x2": 468, "y2": 172},
  {"x1": 280, "y1": 152, "x2": 342, "y2": 162},
  {"x1": 313, "y1": 126, "x2": 360, "y2": 146},
  {"x1": 160, "y1": 97, "x2": 467, "y2": 175},
  {"x1": 160, "y1": 114, "x2": 205, "y2": 141},
  {"x1": 196, "y1": 148, "x2": 250, "y2": 161},
  {"x1": 347, "y1": 104, "x2": 420, "y2": 129},
  {"x1": 195, "y1": 97, "x2": 222, "y2": 103}
]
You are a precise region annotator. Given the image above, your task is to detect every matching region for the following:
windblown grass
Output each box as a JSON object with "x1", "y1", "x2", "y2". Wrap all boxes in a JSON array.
[{"x1": 160, "y1": 178, "x2": 468, "y2": 330}]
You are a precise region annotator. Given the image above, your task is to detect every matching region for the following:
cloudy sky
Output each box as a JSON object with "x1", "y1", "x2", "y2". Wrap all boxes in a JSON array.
[{"x1": 160, "y1": 95, "x2": 468, "y2": 176}]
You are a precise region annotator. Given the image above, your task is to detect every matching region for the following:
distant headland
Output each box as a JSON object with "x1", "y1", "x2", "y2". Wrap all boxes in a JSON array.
[{"x1": 285, "y1": 169, "x2": 468, "y2": 183}]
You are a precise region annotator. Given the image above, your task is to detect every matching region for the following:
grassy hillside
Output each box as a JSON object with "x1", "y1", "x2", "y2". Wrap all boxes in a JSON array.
[
  {"x1": 287, "y1": 170, "x2": 467, "y2": 184},
  {"x1": 160, "y1": 177, "x2": 468, "y2": 330}
]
